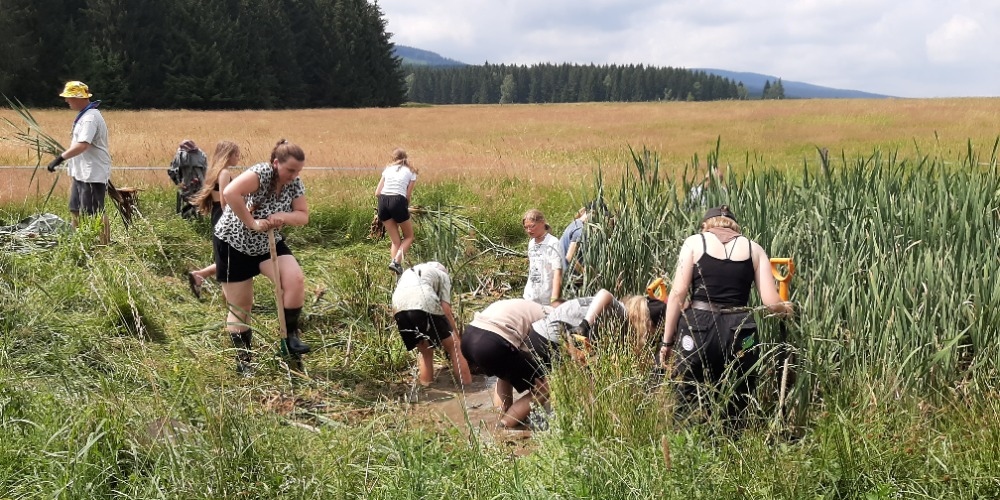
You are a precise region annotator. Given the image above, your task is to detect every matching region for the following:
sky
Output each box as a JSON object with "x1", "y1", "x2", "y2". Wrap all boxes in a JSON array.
[{"x1": 377, "y1": 0, "x2": 1000, "y2": 98}]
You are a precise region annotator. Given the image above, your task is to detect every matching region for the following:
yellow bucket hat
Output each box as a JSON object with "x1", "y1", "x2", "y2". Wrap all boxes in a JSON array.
[{"x1": 59, "y1": 81, "x2": 92, "y2": 99}]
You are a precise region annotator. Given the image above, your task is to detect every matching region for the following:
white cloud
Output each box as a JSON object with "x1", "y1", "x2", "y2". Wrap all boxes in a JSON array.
[
  {"x1": 926, "y1": 15, "x2": 983, "y2": 63},
  {"x1": 377, "y1": 0, "x2": 1000, "y2": 97}
]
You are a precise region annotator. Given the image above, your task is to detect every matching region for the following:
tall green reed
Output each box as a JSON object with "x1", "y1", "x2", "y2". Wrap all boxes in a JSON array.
[{"x1": 572, "y1": 138, "x2": 999, "y2": 429}]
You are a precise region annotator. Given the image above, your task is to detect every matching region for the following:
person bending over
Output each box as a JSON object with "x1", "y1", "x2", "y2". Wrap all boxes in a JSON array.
[
  {"x1": 460, "y1": 299, "x2": 549, "y2": 428},
  {"x1": 392, "y1": 261, "x2": 473, "y2": 386}
]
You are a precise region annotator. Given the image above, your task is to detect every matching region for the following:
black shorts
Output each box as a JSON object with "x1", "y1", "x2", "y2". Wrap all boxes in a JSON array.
[
  {"x1": 377, "y1": 194, "x2": 410, "y2": 223},
  {"x1": 213, "y1": 236, "x2": 292, "y2": 283},
  {"x1": 460, "y1": 325, "x2": 544, "y2": 393},
  {"x1": 211, "y1": 202, "x2": 223, "y2": 228},
  {"x1": 68, "y1": 179, "x2": 107, "y2": 215},
  {"x1": 394, "y1": 310, "x2": 452, "y2": 350},
  {"x1": 524, "y1": 328, "x2": 560, "y2": 369}
]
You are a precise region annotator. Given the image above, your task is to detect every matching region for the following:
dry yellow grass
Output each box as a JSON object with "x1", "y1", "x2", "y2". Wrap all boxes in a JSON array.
[{"x1": 2, "y1": 99, "x2": 998, "y2": 204}]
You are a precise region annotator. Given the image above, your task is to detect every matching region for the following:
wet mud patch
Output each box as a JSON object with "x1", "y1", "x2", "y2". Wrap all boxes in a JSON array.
[{"x1": 402, "y1": 371, "x2": 538, "y2": 455}]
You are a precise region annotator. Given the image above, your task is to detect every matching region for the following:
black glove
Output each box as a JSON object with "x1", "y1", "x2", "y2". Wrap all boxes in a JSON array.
[
  {"x1": 46, "y1": 155, "x2": 65, "y2": 172},
  {"x1": 573, "y1": 319, "x2": 592, "y2": 338}
]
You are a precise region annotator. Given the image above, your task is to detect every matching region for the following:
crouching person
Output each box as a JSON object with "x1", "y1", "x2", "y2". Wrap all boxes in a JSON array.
[
  {"x1": 392, "y1": 261, "x2": 472, "y2": 386},
  {"x1": 460, "y1": 299, "x2": 549, "y2": 429},
  {"x1": 213, "y1": 139, "x2": 311, "y2": 373},
  {"x1": 530, "y1": 290, "x2": 666, "y2": 364}
]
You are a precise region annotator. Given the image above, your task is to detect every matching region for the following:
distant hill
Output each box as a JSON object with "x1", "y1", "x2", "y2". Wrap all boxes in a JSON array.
[
  {"x1": 394, "y1": 45, "x2": 467, "y2": 67},
  {"x1": 391, "y1": 46, "x2": 890, "y2": 99},
  {"x1": 696, "y1": 69, "x2": 892, "y2": 99}
]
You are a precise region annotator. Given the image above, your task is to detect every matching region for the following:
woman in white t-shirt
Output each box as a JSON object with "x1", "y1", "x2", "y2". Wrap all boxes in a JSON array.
[
  {"x1": 522, "y1": 209, "x2": 565, "y2": 305},
  {"x1": 375, "y1": 148, "x2": 418, "y2": 275}
]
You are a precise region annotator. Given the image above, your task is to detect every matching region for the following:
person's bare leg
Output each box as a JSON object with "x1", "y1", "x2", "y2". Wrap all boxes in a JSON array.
[
  {"x1": 499, "y1": 394, "x2": 534, "y2": 428},
  {"x1": 383, "y1": 219, "x2": 401, "y2": 262},
  {"x1": 441, "y1": 336, "x2": 472, "y2": 384},
  {"x1": 396, "y1": 219, "x2": 415, "y2": 265},
  {"x1": 220, "y1": 280, "x2": 254, "y2": 372},
  {"x1": 493, "y1": 378, "x2": 514, "y2": 414},
  {"x1": 416, "y1": 340, "x2": 435, "y2": 386},
  {"x1": 499, "y1": 378, "x2": 549, "y2": 428},
  {"x1": 258, "y1": 255, "x2": 305, "y2": 308},
  {"x1": 193, "y1": 264, "x2": 217, "y2": 282},
  {"x1": 221, "y1": 281, "x2": 254, "y2": 333},
  {"x1": 258, "y1": 255, "x2": 309, "y2": 354},
  {"x1": 99, "y1": 212, "x2": 110, "y2": 245}
]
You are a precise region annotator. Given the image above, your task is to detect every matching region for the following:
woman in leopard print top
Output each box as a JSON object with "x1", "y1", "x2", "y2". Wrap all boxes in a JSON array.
[{"x1": 213, "y1": 139, "x2": 311, "y2": 370}]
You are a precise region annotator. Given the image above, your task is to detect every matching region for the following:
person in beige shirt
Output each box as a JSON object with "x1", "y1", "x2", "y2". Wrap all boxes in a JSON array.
[{"x1": 460, "y1": 299, "x2": 549, "y2": 429}]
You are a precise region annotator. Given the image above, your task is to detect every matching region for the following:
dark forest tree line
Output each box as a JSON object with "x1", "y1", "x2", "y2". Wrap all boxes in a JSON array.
[
  {"x1": 0, "y1": 0, "x2": 406, "y2": 109},
  {"x1": 404, "y1": 63, "x2": 750, "y2": 104}
]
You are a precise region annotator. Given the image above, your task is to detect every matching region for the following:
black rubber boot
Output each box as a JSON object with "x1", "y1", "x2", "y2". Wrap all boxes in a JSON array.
[
  {"x1": 283, "y1": 308, "x2": 311, "y2": 355},
  {"x1": 285, "y1": 330, "x2": 311, "y2": 355},
  {"x1": 231, "y1": 330, "x2": 253, "y2": 375}
]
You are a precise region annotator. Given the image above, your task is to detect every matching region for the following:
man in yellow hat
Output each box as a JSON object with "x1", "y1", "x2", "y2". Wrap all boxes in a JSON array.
[{"x1": 46, "y1": 81, "x2": 112, "y2": 243}]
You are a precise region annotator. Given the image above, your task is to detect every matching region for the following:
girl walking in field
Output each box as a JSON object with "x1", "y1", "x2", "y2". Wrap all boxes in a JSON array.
[
  {"x1": 522, "y1": 209, "x2": 565, "y2": 305},
  {"x1": 187, "y1": 140, "x2": 241, "y2": 299},
  {"x1": 375, "y1": 148, "x2": 417, "y2": 276},
  {"x1": 213, "y1": 139, "x2": 311, "y2": 373}
]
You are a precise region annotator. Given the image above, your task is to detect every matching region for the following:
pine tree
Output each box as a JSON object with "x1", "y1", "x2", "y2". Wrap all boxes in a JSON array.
[
  {"x1": 773, "y1": 78, "x2": 786, "y2": 99},
  {"x1": 499, "y1": 74, "x2": 516, "y2": 104}
]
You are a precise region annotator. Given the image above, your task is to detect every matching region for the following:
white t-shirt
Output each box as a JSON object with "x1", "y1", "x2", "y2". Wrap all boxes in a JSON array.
[
  {"x1": 391, "y1": 263, "x2": 452, "y2": 315},
  {"x1": 380, "y1": 164, "x2": 416, "y2": 197},
  {"x1": 531, "y1": 296, "x2": 625, "y2": 342},
  {"x1": 523, "y1": 233, "x2": 565, "y2": 304},
  {"x1": 68, "y1": 108, "x2": 111, "y2": 183}
]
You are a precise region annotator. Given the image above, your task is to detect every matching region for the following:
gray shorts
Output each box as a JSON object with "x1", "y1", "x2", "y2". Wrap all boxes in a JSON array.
[{"x1": 69, "y1": 179, "x2": 107, "y2": 215}]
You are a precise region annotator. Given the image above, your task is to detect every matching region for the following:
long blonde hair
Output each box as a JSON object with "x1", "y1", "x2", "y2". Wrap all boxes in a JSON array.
[
  {"x1": 390, "y1": 148, "x2": 419, "y2": 174},
  {"x1": 623, "y1": 295, "x2": 652, "y2": 351},
  {"x1": 193, "y1": 140, "x2": 240, "y2": 216}
]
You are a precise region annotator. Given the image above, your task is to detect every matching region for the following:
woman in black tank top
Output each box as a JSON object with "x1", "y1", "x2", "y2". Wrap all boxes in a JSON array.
[{"x1": 657, "y1": 206, "x2": 793, "y2": 427}]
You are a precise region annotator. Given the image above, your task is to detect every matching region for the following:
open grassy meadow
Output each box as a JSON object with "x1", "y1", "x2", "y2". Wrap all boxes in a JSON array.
[
  {"x1": 1, "y1": 99, "x2": 999, "y2": 498},
  {"x1": 2, "y1": 98, "x2": 999, "y2": 196}
]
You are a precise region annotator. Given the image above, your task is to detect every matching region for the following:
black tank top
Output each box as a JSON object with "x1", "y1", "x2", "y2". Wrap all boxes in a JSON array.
[{"x1": 689, "y1": 233, "x2": 755, "y2": 307}]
